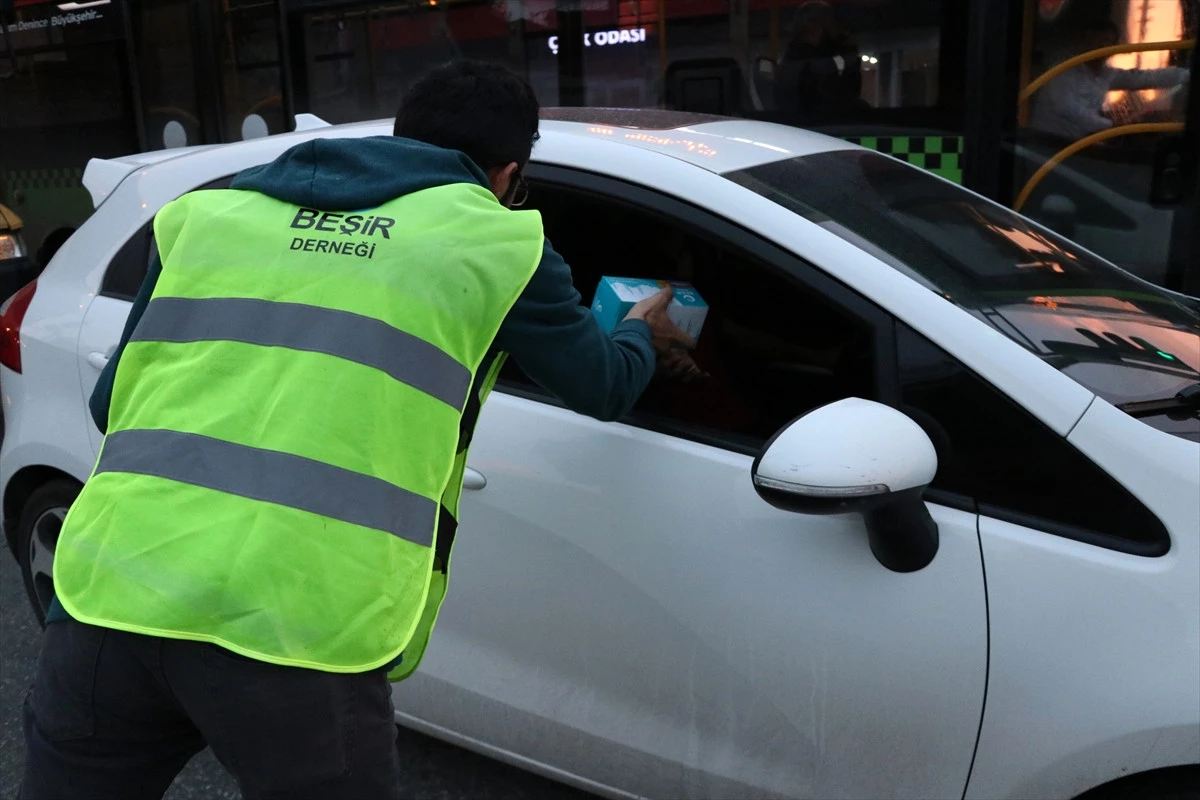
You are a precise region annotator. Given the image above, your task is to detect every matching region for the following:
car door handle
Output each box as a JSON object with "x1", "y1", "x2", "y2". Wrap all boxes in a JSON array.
[
  {"x1": 463, "y1": 467, "x2": 487, "y2": 491},
  {"x1": 86, "y1": 351, "x2": 110, "y2": 370}
]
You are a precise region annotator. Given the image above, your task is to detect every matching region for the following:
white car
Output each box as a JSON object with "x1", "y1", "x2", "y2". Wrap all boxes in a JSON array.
[{"x1": 2, "y1": 110, "x2": 1198, "y2": 800}]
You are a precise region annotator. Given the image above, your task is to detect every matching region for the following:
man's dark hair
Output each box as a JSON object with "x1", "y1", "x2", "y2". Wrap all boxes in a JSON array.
[{"x1": 394, "y1": 60, "x2": 540, "y2": 172}]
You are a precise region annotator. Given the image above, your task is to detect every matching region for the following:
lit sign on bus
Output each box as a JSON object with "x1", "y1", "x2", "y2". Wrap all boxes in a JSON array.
[
  {"x1": 548, "y1": 28, "x2": 648, "y2": 55},
  {"x1": 4, "y1": 0, "x2": 109, "y2": 31}
]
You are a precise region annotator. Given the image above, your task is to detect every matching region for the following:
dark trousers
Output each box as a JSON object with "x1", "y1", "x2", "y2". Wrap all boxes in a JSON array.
[{"x1": 20, "y1": 617, "x2": 403, "y2": 800}]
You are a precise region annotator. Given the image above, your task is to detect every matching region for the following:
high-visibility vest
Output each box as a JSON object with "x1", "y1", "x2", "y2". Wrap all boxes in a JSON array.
[{"x1": 54, "y1": 182, "x2": 543, "y2": 673}]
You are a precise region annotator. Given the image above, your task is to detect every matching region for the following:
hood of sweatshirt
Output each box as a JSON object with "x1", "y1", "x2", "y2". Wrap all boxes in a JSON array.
[{"x1": 230, "y1": 135, "x2": 491, "y2": 210}]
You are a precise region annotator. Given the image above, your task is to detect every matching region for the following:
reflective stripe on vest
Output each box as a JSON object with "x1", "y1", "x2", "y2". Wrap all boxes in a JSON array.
[
  {"x1": 53, "y1": 179, "x2": 544, "y2": 673},
  {"x1": 96, "y1": 429, "x2": 437, "y2": 546},
  {"x1": 131, "y1": 296, "x2": 472, "y2": 411}
]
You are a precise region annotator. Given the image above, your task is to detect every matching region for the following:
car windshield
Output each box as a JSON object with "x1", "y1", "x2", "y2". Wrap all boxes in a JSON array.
[{"x1": 725, "y1": 150, "x2": 1200, "y2": 422}]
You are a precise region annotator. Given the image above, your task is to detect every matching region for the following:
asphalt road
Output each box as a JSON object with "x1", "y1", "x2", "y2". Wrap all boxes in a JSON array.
[{"x1": 1, "y1": 550, "x2": 598, "y2": 800}]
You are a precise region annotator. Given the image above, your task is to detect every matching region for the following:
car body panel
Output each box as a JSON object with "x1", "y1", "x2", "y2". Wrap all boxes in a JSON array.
[
  {"x1": 77, "y1": 295, "x2": 134, "y2": 455},
  {"x1": 393, "y1": 392, "x2": 988, "y2": 800},
  {"x1": 0, "y1": 259, "x2": 99, "y2": 497},
  {"x1": 967, "y1": 398, "x2": 1200, "y2": 799}
]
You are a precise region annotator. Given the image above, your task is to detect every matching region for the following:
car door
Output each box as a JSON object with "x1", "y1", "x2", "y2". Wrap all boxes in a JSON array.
[
  {"x1": 76, "y1": 175, "x2": 235, "y2": 454},
  {"x1": 76, "y1": 222, "x2": 152, "y2": 455},
  {"x1": 390, "y1": 171, "x2": 989, "y2": 800}
]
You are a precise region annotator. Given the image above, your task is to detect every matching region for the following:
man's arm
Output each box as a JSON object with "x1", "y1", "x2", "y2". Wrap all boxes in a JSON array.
[
  {"x1": 1058, "y1": 102, "x2": 1114, "y2": 134},
  {"x1": 494, "y1": 240, "x2": 657, "y2": 422},
  {"x1": 89, "y1": 252, "x2": 163, "y2": 433},
  {"x1": 1110, "y1": 66, "x2": 1189, "y2": 91}
]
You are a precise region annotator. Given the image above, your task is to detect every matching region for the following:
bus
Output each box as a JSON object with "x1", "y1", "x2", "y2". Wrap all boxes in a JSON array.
[{"x1": 1, "y1": 0, "x2": 1196, "y2": 294}]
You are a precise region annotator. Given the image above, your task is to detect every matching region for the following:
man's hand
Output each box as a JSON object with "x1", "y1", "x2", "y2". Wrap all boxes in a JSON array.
[{"x1": 624, "y1": 286, "x2": 707, "y2": 382}]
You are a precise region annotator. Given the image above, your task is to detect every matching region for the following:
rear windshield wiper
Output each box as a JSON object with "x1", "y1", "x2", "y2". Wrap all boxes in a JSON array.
[{"x1": 1118, "y1": 383, "x2": 1200, "y2": 418}]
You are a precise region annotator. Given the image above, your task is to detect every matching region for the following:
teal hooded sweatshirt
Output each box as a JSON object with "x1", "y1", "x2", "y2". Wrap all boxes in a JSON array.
[{"x1": 47, "y1": 136, "x2": 656, "y2": 640}]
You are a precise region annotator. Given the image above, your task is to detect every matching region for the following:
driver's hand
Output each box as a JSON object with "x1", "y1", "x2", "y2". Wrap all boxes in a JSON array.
[{"x1": 658, "y1": 347, "x2": 709, "y2": 383}]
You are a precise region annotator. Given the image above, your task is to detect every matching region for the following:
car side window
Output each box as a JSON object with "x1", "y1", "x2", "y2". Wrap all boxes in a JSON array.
[
  {"x1": 100, "y1": 223, "x2": 152, "y2": 301},
  {"x1": 99, "y1": 175, "x2": 236, "y2": 302},
  {"x1": 896, "y1": 322, "x2": 1169, "y2": 555},
  {"x1": 503, "y1": 173, "x2": 894, "y2": 454}
]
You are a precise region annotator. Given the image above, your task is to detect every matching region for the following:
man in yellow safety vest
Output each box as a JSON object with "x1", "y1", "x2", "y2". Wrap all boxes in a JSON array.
[{"x1": 20, "y1": 60, "x2": 696, "y2": 799}]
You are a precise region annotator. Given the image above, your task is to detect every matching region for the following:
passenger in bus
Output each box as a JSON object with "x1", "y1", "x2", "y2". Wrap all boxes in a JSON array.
[
  {"x1": 1029, "y1": 19, "x2": 1190, "y2": 142},
  {"x1": 774, "y1": 0, "x2": 866, "y2": 125}
]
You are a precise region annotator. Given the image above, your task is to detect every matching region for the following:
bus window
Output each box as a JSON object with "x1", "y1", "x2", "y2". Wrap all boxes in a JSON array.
[
  {"x1": 569, "y1": 0, "x2": 968, "y2": 182},
  {"x1": 1013, "y1": 1, "x2": 1194, "y2": 291},
  {"x1": 289, "y1": 1, "x2": 967, "y2": 185},
  {"x1": 299, "y1": 3, "x2": 536, "y2": 125},
  {"x1": 0, "y1": 0, "x2": 131, "y2": 252}
]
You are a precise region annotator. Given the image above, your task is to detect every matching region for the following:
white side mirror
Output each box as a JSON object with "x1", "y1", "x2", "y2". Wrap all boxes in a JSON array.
[{"x1": 752, "y1": 398, "x2": 940, "y2": 572}]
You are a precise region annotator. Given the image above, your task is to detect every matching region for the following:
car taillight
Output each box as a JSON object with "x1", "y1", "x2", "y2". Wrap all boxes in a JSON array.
[{"x1": 0, "y1": 280, "x2": 37, "y2": 373}]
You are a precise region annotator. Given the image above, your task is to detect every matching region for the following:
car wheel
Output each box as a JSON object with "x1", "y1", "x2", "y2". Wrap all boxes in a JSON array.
[
  {"x1": 14, "y1": 479, "x2": 80, "y2": 626},
  {"x1": 1094, "y1": 788, "x2": 1199, "y2": 800},
  {"x1": 1076, "y1": 768, "x2": 1200, "y2": 800}
]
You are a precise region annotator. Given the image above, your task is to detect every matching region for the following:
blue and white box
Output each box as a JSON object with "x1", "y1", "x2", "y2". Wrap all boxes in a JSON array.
[{"x1": 591, "y1": 277, "x2": 709, "y2": 341}]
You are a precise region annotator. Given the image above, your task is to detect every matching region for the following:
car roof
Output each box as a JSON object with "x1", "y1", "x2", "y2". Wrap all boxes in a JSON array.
[
  {"x1": 82, "y1": 110, "x2": 856, "y2": 208},
  {"x1": 538, "y1": 109, "x2": 854, "y2": 172},
  {"x1": 540, "y1": 107, "x2": 732, "y2": 129}
]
